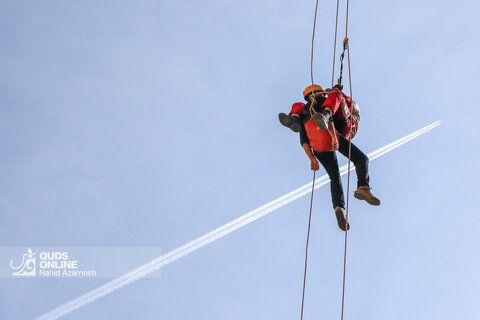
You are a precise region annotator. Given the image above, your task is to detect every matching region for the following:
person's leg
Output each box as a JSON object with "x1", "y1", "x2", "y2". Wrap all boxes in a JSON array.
[
  {"x1": 314, "y1": 151, "x2": 345, "y2": 209},
  {"x1": 322, "y1": 89, "x2": 343, "y2": 114},
  {"x1": 337, "y1": 134, "x2": 381, "y2": 206},
  {"x1": 314, "y1": 151, "x2": 349, "y2": 231},
  {"x1": 312, "y1": 89, "x2": 342, "y2": 130},
  {"x1": 278, "y1": 102, "x2": 305, "y2": 132},
  {"x1": 278, "y1": 113, "x2": 302, "y2": 132},
  {"x1": 334, "y1": 207, "x2": 350, "y2": 231},
  {"x1": 337, "y1": 134, "x2": 369, "y2": 188}
]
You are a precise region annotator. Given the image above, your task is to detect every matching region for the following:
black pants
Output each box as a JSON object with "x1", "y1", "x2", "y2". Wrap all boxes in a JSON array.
[{"x1": 313, "y1": 134, "x2": 370, "y2": 209}]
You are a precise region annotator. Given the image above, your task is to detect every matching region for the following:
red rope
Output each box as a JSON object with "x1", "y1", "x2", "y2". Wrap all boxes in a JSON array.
[
  {"x1": 331, "y1": 0, "x2": 341, "y2": 87},
  {"x1": 341, "y1": 0, "x2": 353, "y2": 318},
  {"x1": 301, "y1": 0, "x2": 320, "y2": 316},
  {"x1": 310, "y1": 0, "x2": 320, "y2": 89},
  {"x1": 304, "y1": 0, "x2": 353, "y2": 318},
  {"x1": 300, "y1": 171, "x2": 316, "y2": 320}
]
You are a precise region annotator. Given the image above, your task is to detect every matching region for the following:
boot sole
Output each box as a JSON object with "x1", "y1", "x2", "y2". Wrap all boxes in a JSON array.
[
  {"x1": 278, "y1": 113, "x2": 302, "y2": 132},
  {"x1": 312, "y1": 113, "x2": 329, "y2": 130},
  {"x1": 354, "y1": 192, "x2": 381, "y2": 206},
  {"x1": 335, "y1": 208, "x2": 350, "y2": 231}
]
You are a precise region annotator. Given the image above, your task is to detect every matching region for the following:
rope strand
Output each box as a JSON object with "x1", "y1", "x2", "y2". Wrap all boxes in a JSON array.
[
  {"x1": 304, "y1": 0, "x2": 354, "y2": 318},
  {"x1": 301, "y1": 4, "x2": 320, "y2": 317},
  {"x1": 331, "y1": 0, "x2": 340, "y2": 87},
  {"x1": 310, "y1": 0, "x2": 320, "y2": 89},
  {"x1": 341, "y1": 0, "x2": 353, "y2": 318},
  {"x1": 300, "y1": 171, "x2": 316, "y2": 320}
]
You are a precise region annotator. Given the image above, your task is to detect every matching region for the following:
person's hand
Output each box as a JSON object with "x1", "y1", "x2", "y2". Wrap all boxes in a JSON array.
[
  {"x1": 332, "y1": 141, "x2": 338, "y2": 150},
  {"x1": 333, "y1": 84, "x2": 343, "y2": 91},
  {"x1": 310, "y1": 158, "x2": 319, "y2": 171}
]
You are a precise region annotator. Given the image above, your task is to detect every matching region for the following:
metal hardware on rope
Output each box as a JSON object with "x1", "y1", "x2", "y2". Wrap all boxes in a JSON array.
[
  {"x1": 300, "y1": 171, "x2": 316, "y2": 320},
  {"x1": 337, "y1": 37, "x2": 349, "y2": 86}
]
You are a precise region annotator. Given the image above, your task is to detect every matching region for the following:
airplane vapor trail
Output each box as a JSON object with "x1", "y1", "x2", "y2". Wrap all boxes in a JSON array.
[{"x1": 35, "y1": 121, "x2": 441, "y2": 320}]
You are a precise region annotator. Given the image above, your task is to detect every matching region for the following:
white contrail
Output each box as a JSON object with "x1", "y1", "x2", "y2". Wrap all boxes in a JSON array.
[{"x1": 35, "y1": 121, "x2": 441, "y2": 320}]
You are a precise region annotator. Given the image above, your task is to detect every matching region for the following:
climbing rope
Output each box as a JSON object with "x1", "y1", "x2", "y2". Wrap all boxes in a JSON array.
[
  {"x1": 341, "y1": 0, "x2": 353, "y2": 318},
  {"x1": 298, "y1": 1, "x2": 333, "y2": 315},
  {"x1": 300, "y1": 171, "x2": 316, "y2": 320},
  {"x1": 302, "y1": 0, "x2": 354, "y2": 318},
  {"x1": 310, "y1": 0, "x2": 320, "y2": 97},
  {"x1": 331, "y1": 0, "x2": 340, "y2": 87}
]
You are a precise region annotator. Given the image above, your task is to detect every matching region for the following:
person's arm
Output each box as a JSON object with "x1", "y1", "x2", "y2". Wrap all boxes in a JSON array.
[
  {"x1": 299, "y1": 127, "x2": 319, "y2": 170},
  {"x1": 327, "y1": 121, "x2": 339, "y2": 150},
  {"x1": 340, "y1": 90, "x2": 352, "y2": 105},
  {"x1": 302, "y1": 142, "x2": 319, "y2": 171}
]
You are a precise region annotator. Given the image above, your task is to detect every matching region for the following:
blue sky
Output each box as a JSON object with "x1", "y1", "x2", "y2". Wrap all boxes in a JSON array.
[{"x1": 1, "y1": 0, "x2": 479, "y2": 319}]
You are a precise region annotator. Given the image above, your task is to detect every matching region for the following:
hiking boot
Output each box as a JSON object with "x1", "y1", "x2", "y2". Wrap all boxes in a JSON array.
[
  {"x1": 354, "y1": 186, "x2": 381, "y2": 206},
  {"x1": 334, "y1": 207, "x2": 350, "y2": 231},
  {"x1": 312, "y1": 110, "x2": 331, "y2": 130},
  {"x1": 278, "y1": 113, "x2": 302, "y2": 132}
]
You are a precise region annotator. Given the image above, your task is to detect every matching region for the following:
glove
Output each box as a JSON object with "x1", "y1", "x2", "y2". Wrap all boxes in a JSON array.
[{"x1": 333, "y1": 84, "x2": 343, "y2": 91}]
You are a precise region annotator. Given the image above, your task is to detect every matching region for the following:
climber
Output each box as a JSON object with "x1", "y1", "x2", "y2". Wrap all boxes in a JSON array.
[{"x1": 278, "y1": 84, "x2": 380, "y2": 231}]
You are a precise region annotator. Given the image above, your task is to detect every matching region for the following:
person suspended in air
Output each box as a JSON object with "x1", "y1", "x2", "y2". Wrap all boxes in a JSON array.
[{"x1": 278, "y1": 84, "x2": 380, "y2": 231}]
